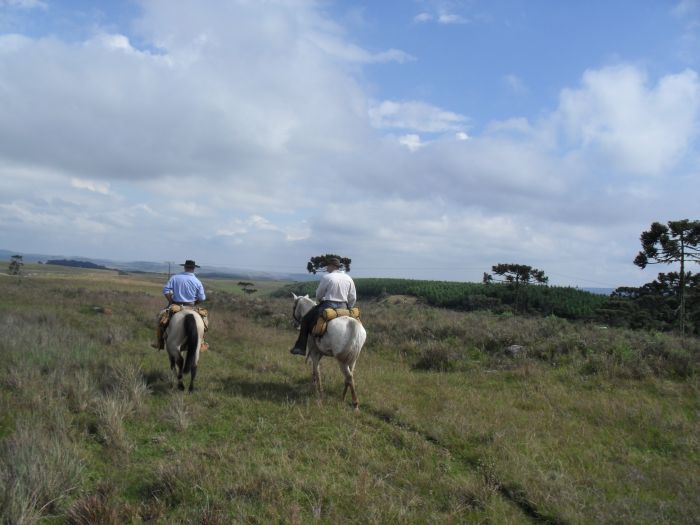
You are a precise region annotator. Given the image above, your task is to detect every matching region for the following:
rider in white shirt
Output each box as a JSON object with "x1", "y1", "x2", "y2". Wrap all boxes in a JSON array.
[{"x1": 290, "y1": 257, "x2": 356, "y2": 356}]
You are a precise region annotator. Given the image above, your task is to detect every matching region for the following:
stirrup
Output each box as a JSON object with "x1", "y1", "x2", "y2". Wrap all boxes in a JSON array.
[{"x1": 289, "y1": 347, "x2": 306, "y2": 356}]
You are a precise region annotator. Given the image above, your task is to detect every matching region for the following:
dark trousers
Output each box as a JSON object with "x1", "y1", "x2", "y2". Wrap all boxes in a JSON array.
[{"x1": 293, "y1": 301, "x2": 347, "y2": 352}]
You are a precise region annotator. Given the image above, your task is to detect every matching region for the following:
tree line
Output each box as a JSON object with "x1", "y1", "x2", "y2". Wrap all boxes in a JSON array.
[{"x1": 283, "y1": 223, "x2": 700, "y2": 335}]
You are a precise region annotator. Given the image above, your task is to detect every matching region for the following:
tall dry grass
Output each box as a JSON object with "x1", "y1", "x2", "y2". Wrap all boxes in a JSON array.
[
  {"x1": 0, "y1": 417, "x2": 83, "y2": 524},
  {"x1": 0, "y1": 275, "x2": 698, "y2": 524}
]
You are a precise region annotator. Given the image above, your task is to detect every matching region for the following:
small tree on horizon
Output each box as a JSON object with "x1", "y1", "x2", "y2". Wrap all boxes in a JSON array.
[
  {"x1": 634, "y1": 219, "x2": 700, "y2": 336},
  {"x1": 483, "y1": 263, "x2": 548, "y2": 312},
  {"x1": 306, "y1": 254, "x2": 351, "y2": 274},
  {"x1": 483, "y1": 263, "x2": 548, "y2": 286},
  {"x1": 237, "y1": 281, "x2": 257, "y2": 295},
  {"x1": 8, "y1": 255, "x2": 23, "y2": 276}
]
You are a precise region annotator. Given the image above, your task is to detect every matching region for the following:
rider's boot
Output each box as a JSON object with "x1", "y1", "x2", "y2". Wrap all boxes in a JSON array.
[{"x1": 289, "y1": 325, "x2": 308, "y2": 356}]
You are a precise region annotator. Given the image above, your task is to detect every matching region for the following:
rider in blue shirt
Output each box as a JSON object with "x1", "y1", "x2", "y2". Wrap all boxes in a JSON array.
[
  {"x1": 163, "y1": 260, "x2": 206, "y2": 305},
  {"x1": 152, "y1": 260, "x2": 207, "y2": 349}
]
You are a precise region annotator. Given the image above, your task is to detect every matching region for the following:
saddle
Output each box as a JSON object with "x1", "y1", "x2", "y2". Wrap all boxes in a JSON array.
[
  {"x1": 159, "y1": 304, "x2": 209, "y2": 330},
  {"x1": 311, "y1": 307, "x2": 361, "y2": 337}
]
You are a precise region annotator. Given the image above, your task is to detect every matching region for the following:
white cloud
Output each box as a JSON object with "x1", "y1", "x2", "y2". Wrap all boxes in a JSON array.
[
  {"x1": 485, "y1": 118, "x2": 534, "y2": 136},
  {"x1": 437, "y1": 13, "x2": 467, "y2": 24},
  {"x1": 554, "y1": 65, "x2": 700, "y2": 175},
  {"x1": 413, "y1": 8, "x2": 467, "y2": 25},
  {"x1": 369, "y1": 100, "x2": 468, "y2": 133},
  {"x1": 70, "y1": 178, "x2": 110, "y2": 195},
  {"x1": 414, "y1": 12, "x2": 433, "y2": 23},
  {"x1": 0, "y1": 2, "x2": 698, "y2": 287},
  {"x1": 215, "y1": 214, "x2": 309, "y2": 243},
  {"x1": 306, "y1": 32, "x2": 414, "y2": 63},
  {"x1": 87, "y1": 33, "x2": 134, "y2": 52},
  {"x1": 399, "y1": 134, "x2": 423, "y2": 151}
]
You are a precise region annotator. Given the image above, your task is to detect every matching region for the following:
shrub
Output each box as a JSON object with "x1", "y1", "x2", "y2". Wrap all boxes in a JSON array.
[{"x1": 413, "y1": 342, "x2": 461, "y2": 372}]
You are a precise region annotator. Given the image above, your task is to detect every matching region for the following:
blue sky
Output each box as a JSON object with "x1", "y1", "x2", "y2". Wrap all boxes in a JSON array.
[{"x1": 1, "y1": 0, "x2": 699, "y2": 287}]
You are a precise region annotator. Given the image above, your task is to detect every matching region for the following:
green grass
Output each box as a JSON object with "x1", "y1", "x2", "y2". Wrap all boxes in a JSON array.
[{"x1": 0, "y1": 273, "x2": 698, "y2": 524}]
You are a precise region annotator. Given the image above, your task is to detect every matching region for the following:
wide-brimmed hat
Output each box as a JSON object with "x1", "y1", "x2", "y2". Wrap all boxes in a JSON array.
[{"x1": 181, "y1": 260, "x2": 200, "y2": 268}]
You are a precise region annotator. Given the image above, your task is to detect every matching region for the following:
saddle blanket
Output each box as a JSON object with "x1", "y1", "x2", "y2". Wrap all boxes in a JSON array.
[
  {"x1": 159, "y1": 304, "x2": 209, "y2": 332},
  {"x1": 312, "y1": 307, "x2": 361, "y2": 337}
]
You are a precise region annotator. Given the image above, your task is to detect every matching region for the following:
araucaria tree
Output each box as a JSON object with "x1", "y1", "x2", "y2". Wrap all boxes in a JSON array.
[
  {"x1": 483, "y1": 263, "x2": 548, "y2": 312},
  {"x1": 634, "y1": 219, "x2": 700, "y2": 335},
  {"x1": 306, "y1": 254, "x2": 351, "y2": 274},
  {"x1": 483, "y1": 263, "x2": 548, "y2": 286}
]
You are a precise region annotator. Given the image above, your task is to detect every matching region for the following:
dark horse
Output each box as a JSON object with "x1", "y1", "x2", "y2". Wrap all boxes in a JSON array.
[{"x1": 165, "y1": 309, "x2": 205, "y2": 392}]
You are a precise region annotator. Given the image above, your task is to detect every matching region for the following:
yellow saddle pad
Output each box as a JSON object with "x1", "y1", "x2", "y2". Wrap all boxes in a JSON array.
[{"x1": 311, "y1": 307, "x2": 361, "y2": 337}]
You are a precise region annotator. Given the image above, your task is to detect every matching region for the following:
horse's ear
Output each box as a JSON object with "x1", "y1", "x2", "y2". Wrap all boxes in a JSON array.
[
  {"x1": 291, "y1": 292, "x2": 298, "y2": 299},
  {"x1": 304, "y1": 294, "x2": 309, "y2": 299}
]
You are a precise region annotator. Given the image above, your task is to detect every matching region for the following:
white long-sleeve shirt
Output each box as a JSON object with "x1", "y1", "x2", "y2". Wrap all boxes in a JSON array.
[{"x1": 315, "y1": 270, "x2": 356, "y2": 307}]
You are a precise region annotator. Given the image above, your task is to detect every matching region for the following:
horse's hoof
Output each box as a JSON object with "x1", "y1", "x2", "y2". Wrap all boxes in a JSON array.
[
  {"x1": 177, "y1": 383, "x2": 185, "y2": 391},
  {"x1": 188, "y1": 387, "x2": 195, "y2": 393}
]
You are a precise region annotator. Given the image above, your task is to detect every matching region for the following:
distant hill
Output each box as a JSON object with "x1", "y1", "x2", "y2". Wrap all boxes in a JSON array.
[
  {"x1": 46, "y1": 259, "x2": 111, "y2": 270},
  {"x1": 0, "y1": 249, "x2": 314, "y2": 281}
]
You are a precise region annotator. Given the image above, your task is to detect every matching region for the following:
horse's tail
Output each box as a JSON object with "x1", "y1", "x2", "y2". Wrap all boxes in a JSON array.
[{"x1": 183, "y1": 313, "x2": 199, "y2": 374}]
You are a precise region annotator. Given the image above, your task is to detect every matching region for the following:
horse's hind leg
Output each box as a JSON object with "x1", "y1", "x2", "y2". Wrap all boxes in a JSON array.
[
  {"x1": 339, "y1": 362, "x2": 359, "y2": 411},
  {"x1": 176, "y1": 354, "x2": 185, "y2": 391},
  {"x1": 310, "y1": 354, "x2": 323, "y2": 396},
  {"x1": 168, "y1": 355, "x2": 179, "y2": 390}
]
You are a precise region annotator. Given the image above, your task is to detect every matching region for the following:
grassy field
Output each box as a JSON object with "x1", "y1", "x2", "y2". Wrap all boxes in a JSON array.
[{"x1": 0, "y1": 267, "x2": 699, "y2": 524}]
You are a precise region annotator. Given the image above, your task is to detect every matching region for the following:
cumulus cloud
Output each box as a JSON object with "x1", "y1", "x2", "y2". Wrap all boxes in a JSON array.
[
  {"x1": 0, "y1": 2, "x2": 699, "y2": 286},
  {"x1": 0, "y1": 1, "x2": 381, "y2": 188},
  {"x1": 553, "y1": 65, "x2": 700, "y2": 175}
]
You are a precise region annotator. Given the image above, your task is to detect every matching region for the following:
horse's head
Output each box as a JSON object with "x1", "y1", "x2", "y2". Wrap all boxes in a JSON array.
[{"x1": 291, "y1": 293, "x2": 315, "y2": 327}]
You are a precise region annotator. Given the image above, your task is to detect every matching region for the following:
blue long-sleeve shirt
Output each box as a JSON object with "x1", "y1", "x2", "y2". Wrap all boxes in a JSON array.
[{"x1": 163, "y1": 272, "x2": 206, "y2": 303}]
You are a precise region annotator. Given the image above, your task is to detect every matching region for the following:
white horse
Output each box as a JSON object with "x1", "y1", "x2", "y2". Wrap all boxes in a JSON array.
[
  {"x1": 291, "y1": 293, "x2": 367, "y2": 410},
  {"x1": 165, "y1": 309, "x2": 205, "y2": 392}
]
